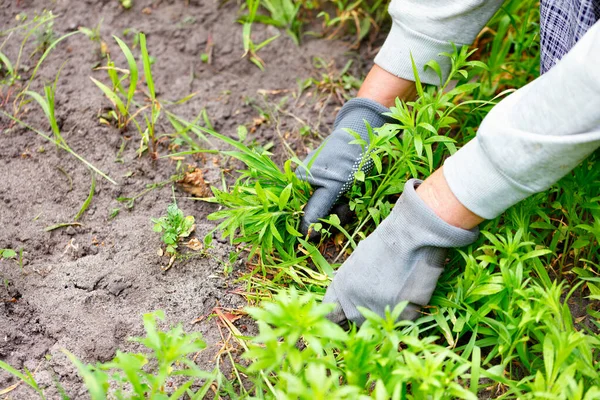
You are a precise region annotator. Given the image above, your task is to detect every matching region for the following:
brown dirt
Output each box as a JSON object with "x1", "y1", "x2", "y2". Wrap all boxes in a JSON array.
[{"x1": 0, "y1": 0, "x2": 373, "y2": 397}]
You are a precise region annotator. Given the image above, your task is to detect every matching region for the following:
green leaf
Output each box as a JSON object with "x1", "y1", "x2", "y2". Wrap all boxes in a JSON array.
[
  {"x1": 113, "y1": 35, "x2": 138, "y2": 111},
  {"x1": 424, "y1": 59, "x2": 443, "y2": 86},
  {"x1": 74, "y1": 172, "x2": 96, "y2": 221},
  {"x1": 1, "y1": 249, "x2": 17, "y2": 259},
  {"x1": 299, "y1": 238, "x2": 334, "y2": 277},
  {"x1": 139, "y1": 33, "x2": 155, "y2": 99},
  {"x1": 278, "y1": 184, "x2": 292, "y2": 210},
  {"x1": 90, "y1": 77, "x2": 127, "y2": 116}
]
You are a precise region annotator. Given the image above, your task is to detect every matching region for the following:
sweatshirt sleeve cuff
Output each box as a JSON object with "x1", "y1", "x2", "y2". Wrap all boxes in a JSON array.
[
  {"x1": 443, "y1": 138, "x2": 533, "y2": 220},
  {"x1": 374, "y1": 20, "x2": 464, "y2": 86}
]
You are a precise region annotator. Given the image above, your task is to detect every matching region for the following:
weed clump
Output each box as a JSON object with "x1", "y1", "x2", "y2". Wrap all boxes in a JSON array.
[{"x1": 152, "y1": 202, "x2": 195, "y2": 256}]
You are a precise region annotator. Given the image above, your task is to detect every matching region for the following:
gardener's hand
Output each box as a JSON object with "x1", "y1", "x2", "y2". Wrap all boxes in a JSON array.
[
  {"x1": 296, "y1": 98, "x2": 391, "y2": 238},
  {"x1": 323, "y1": 179, "x2": 479, "y2": 326}
]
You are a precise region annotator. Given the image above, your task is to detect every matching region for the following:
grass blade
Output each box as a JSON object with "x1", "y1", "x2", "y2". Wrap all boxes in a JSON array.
[{"x1": 74, "y1": 173, "x2": 96, "y2": 221}]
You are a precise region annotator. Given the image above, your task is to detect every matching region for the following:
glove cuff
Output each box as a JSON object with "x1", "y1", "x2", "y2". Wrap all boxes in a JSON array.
[
  {"x1": 333, "y1": 98, "x2": 392, "y2": 139},
  {"x1": 379, "y1": 179, "x2": 479, "y2": 259}
]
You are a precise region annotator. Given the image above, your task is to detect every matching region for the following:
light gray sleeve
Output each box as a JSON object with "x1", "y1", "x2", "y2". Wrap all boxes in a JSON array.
[
  {"x1": 443, "y1": 21, "x2": 600, "y2": 220},
  {"x1": 374, "y1": 0, "x2": 504, "y2": 85}
]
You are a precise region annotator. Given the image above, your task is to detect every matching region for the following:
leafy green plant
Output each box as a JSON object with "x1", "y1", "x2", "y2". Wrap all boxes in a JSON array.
[
  {"x1": 24, "y1": 68, "x2": 64, "y2": 148},
  {"x1": 1, "y1": 311, "x2": 221, "y2": 399},
  {"x1": 240, "y1": 0, "x2": 302, "y2": 45},
  {"x1": 91, "y1": 33, "x2": 164, "y2": 157},
  {"x1": 152, "y1": 202, "x2": 195, "y2": 255},
  {"x1": 199, "y1": 128, "x2": 313, "y2": 264},
  {"x1": 0, "y1": 50, "x2": 18, "y2": 86},
  {"x1": 243, "y1": 289, "x2": 482, "y2": 399},
  {"x1": 0, "y1": 248, "x2": 17, "y2": 259},
  {"x1": 67, "y1": 311, "x2": 217, "y2": 399}
]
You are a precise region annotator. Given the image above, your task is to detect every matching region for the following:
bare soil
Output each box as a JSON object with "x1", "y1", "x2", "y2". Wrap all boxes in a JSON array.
[{"x1": 0, "y1": 0, "x2": 373, "y2": 397}]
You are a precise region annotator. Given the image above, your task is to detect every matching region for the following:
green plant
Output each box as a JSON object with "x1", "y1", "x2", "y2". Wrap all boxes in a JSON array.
[
  {"x1": 240, "y1": 0, "x2": 302, "y2": 45},
  {"x1": 0, "y1": 50, "x2": 18, "y2": 86},
  {"x1": 152, "y1": 202, "x2": 195, "y2": 255},
  {"x1": 91, "y1": 36, "x2": 139, "y2": 131},
  {"x1": 241, "y1": 0, "x2": 280, "y2": 70},
  {"x1": 299, "y1": 57, "x2": 362, "y2": 104},
  {"x1": 0, "y1": 248, "x2": 16, "y2": 259},
  {"x1": 92, "y1": 33, "x2": 165, "y2": 157},
  {"x1": 319, "y1": 0, "x2": 390, "y2": 47},
  {"x1": 3, "y1": 76, "x2": 115, "y2": 184},
  {"x1": 31, "y1": 11, "x2": 56, "y2": 58},
  {"x1": 24, "y1": 67, "x2": 64, "y2": 148},
  {"x1": 119, "y1": 0, "x2": 133, "y2": 9},
  {"x1": 1, "y1": 311, "x2": 221, "y2": 399},
  {"x1": 78, "y1": 19, "x2": 106, "y2": 57},
  {"x1": 201, "y1": 129, "x2": 313, "y2": 264}
]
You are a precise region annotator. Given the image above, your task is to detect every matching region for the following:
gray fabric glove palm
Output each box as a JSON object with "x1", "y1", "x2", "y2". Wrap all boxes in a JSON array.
[
  {"x1": 296, "y1": 98, "x2": 391, "y2": 236},
  {"x1": 324, "y1": 179, "x2": 479, "y2": 325}
]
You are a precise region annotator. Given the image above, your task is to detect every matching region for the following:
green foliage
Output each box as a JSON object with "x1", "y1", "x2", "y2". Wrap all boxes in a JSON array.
[
  {"x1": 66, "y1": 311, "x2": 216, "y2": 399},
  {"x1": 90, "y1": 35, "x2": 139, "y2": 131},
  {"x1": 238, "y1": 0, "x2": 391, "y2": 53},
  {"x1": 24, "y1": 69, "x2": 64, "y2": 148},
  {"x1": 298, "y1": 57, "x2": 362, "y2": 103},
  {"x1": 244, "y1": 290, "x2": 478, "y2": 399},
  {"x1": 240, "y1": 0, "x2": 281, "y2": 70},
  {"x1": 0, "y1": 10, "x2": 55, "y2": 87},
  {"x1": 202, "y1": 3, "x2": 600, "y2": 396},
  {"x1": 78, "y1": 19, "x2": 105, "y2": 56},
  {"x1": 0, "y1": 51, "x2": 18, "y2": 85},
  {"x1": 240, "y1": 0, "x2": 302, "y2": 45},
  {"x1": 0, "y1": 311, "x2": 219, "y2": 399},
  {"x1": 152, "y1": 203, "x2": 195, "y2": 255},
  {"x1": 200, "y1": 128, "x2": 312, "y2": 264},
  {"x1": 319, "y1": 0, "x2": 390, "y2": 46},
  {"x1": 119, "y1": 0, "x2": 133, "y2": 9},
  {"x1": 0, "y1": 248, "x2": 17, "y2": 259}
]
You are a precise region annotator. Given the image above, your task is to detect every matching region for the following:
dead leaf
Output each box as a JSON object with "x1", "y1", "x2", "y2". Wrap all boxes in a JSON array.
[
  {"x1": 100, "y1": 41, "x2": 109, "y2": 56},
  {"x1": 257, "y1": 89, "x2": 288, "y2": 96},
  {"x1": 177, "y1": 168, "x2": 212, "y2": 197},
  {"x1": 142, "y1": 7, "x2": 152, "y2": 14},
  {"x1": 161, "y1": 255, "x2": 176, "y2": 272},
  {"x1": 185, "y1": 237, "x2": 203, "y2": 251},
  {"x1": 249, "y1": 116, "x2": 267, "y2": 134},
  {"x1": 214, "y1": 307, "x2": 243, "y2": 324}
]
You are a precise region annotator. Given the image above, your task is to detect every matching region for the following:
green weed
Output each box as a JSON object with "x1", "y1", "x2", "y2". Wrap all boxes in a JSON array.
[
  {"x1": 152, "y1": 202, "x2": 195, "y2": 256},
  {"x1": 240, "y1": 0, "x2": 281, "y2": 70},
  {"x1": 1, "y1": 311, "x2": 222, "y2": 399},
  {"x1": 0, "y1": 249, "x2": 17, "y2": 259},
  {"x1": 240, "y1": 0, "x2": 302, "y2": 45}
]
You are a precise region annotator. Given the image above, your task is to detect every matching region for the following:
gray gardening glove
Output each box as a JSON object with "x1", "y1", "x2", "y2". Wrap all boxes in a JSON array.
[
  {"x1": 324, "y1": 179, "x2": 479, "y2": 326},
  {"x1": 296, "y1": 98, "x2": 392, "y2": 236}
]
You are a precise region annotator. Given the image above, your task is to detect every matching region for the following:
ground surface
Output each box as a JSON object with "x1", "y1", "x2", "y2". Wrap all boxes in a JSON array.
[{"x1": 0, "y1": 0, "x2": 368, "y2": 397}]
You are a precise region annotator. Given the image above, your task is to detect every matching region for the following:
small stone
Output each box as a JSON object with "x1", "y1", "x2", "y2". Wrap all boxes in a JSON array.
[{"x1": 65, "y1": 226, "x2": 76, "y2": 236}]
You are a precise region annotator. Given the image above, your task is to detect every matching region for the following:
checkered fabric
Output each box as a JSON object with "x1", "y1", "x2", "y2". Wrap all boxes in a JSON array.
[{"x1": 540, "y1": 0, "x2": 600, "y2": 73}]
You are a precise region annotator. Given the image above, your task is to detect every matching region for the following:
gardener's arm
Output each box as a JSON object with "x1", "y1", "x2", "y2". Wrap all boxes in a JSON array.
[
  {"x1": 442, "y1": 19, "x2": 600, "y2": 222},
  {"x1": 324, "y1": 21, "x2": 600, "y2": 326},
  {"x1": 298, "y1": 0, "x2": 505, "y2": 235}
]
